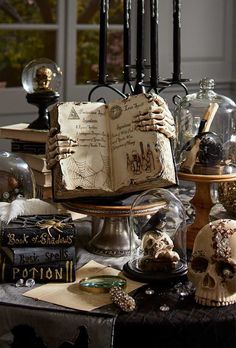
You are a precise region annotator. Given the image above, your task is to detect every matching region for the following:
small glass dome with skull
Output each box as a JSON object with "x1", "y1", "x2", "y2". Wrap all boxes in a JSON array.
[
  {"x1": 123, "y1": 188, "x2": 187, "y2": 283},
  {"x1": 22, "y1": 57, "x2": 62, "y2": 94}
]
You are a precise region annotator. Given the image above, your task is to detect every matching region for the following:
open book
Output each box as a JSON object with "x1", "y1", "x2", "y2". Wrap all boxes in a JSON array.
[{"x1": 50, "y1": 93, "x2": 177, "y2": 200}]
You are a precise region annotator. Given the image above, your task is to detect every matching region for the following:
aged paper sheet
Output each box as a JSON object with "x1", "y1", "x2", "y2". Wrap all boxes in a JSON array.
[
  {"x1": 57, "y1": 102, "x2": 111, "y2": 191},
  {"x1": 108, "y1": 96, "x2": 168, "y2": 190},
  {"x1": 23, "y1": 260, "x2": 144, "y2": 312}
]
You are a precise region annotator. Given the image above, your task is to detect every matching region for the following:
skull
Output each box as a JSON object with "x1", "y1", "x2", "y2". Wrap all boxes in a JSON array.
[
  {"x1": 34, "y1": 66, "x2": 53, "y2": 91},
  {"x1": 142, "y1": 230, "x2": 174, "y2": 258},
  {"x1": 139, "y1": 230, "x2": 180, "y2": 271},
  {"x1": 188, "y1": 219, "x2": 236, "y2": 306}
]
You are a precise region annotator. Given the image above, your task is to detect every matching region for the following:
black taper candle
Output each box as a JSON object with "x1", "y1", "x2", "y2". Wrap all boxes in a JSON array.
[
  {"x1": 173, "y1": 0, "x2": 181, "y2": 81},
  {"x1": 98, "y1": 0, "x2": 109, "y2": 84},
  {"x1": 123, "y1": 0, "x2": 132, "y2": 83},
  {"x1": 150, "y1": 0, "x2": 159, "y2": 88},
  {"x1": 134, "y1": 0, "x2": 145, "y2": 94}
]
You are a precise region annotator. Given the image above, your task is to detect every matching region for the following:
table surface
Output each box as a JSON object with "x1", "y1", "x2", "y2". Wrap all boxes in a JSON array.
[{"x1": 0, "y1": 185, "x2": 235, "y2": 348}]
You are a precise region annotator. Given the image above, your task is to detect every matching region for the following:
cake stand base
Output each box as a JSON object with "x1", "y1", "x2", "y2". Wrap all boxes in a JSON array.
[
  {"x1": 178, "y1": 172, "x2": 236, "y2": 250},
  {"x1": 63, "y1": 199, "x2": 165, "y2": 257}
]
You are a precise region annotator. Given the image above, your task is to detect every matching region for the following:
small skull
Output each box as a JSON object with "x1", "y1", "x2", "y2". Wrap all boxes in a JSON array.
[
  {"x1": 34, "y1": 66, "x2": 53, "y2": 91},
  {"x1": 139, "y1": 230, "x2": 180, "y2": 271},
  {"x1": 188, "y1": 219, "x2": 236, "y2": 306},
  {"x1": 142, "y1": 230, "x2": 174, "y2": 258}
]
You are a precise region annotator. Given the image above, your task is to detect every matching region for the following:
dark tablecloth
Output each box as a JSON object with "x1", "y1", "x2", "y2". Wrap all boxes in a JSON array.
[
  {"x1": 114, "y1": 283, "x2": 236, "y2": 348},
  {"x1": 0, "y1": 184, "x2": 234, "y2": 348}
]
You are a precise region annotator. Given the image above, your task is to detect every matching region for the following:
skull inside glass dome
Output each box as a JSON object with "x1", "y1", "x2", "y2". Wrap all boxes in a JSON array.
[
  {"x1": 21, "y1": 57, "x2": 62, "y2": 94},
  {"x1": 123, "y1": 188, "x2": 187, "y2": 283},
  {"x1": 0, "y1": 151, "x2": 35, "y2": 202}
]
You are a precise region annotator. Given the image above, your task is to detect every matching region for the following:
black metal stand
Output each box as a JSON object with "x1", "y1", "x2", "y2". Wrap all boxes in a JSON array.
[{"x1": 26, "y1": 91, "x2": 59, "y2": 130}]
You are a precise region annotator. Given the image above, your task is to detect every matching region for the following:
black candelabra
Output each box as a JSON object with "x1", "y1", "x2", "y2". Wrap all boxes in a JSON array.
[{"x1": 88, "y1": 0, "x2": 190, "y2": 103}]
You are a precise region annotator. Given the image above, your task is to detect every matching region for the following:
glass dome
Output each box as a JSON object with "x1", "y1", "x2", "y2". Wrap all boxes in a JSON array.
[
  {"x1": 123, "y1": 188, "x2": 187, "y2": 283},
  {"x1": 0, "y1": 151, "x2": 35, "y2": 202},
  {"x1": 22, "y1": 57, "x2": 62, "y2": 94},
  {"x1": 174, "y1": 78, "x2": 236, "y2": 176}
]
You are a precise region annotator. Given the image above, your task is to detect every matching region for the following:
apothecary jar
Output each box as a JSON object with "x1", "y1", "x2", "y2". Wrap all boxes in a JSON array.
[
  {"x1": 123, "y1": 188, "x2": 187, "y2": 283},
  {"x1": 174, "y1": 78, "x2": 236, "y2": 176}
]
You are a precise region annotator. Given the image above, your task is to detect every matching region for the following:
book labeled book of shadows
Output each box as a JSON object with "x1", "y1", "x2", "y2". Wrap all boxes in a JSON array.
[
  {"x1": 1, "y1": 246, "x2": 75, "y2": 265},
  {"x1": 50, "y1": 93, "x2": 177, "y2": 200},
  {"x1": 0, "y1": 214, "x2": 75, "y2": 247},
  {"x1": 0, "y1": 256, "x2": 75, "y2": 283}
]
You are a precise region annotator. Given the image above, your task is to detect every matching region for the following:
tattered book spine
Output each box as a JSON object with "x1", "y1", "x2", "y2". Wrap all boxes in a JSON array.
[
  {"x1": 0, "y1": 258, "x2": 75, "y2": 283},
  {"x1": 1, "y1": 246, "x2": 75, "y2": 266}
]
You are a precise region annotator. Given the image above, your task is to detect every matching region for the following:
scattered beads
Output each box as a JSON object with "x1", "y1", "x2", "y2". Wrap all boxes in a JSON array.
[
  {"x1": 15, "y1": 278, "x2": 36, "y2": 288},
  {"x1": 25, "y1": 278, "x2": 36, "y2": 288},
  {"x1": 145, "y1": 288, "x2": 155, "y2": 295},
  {"x1": 15, "y1": 279, "x2": 24, "y2": 287},
  {"x1": 159, "y1": 304, "x2": 170, "y2": 312}
]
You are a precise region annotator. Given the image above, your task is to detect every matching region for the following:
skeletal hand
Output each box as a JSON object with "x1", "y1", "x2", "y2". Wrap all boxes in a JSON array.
[
  {"x1": 46, "y1": 127, "x2": 77, "y2": 169},
  {"x1": 134, "y1": 94, "x2": 176, "y2": 139}
]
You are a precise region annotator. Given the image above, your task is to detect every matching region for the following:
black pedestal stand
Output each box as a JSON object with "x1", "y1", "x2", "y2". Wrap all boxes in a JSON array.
[{"x1": 26, "y1": 91, "x2": 59, "y2": 130}]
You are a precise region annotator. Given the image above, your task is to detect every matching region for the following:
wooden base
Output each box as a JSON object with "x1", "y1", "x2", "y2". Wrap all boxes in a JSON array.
[
  {"x1": 178, "y1": 172, "x2": 236, "y2": 250},
  {"x1": 188, "y1": 181, "x2": 214, "y2": 249}
]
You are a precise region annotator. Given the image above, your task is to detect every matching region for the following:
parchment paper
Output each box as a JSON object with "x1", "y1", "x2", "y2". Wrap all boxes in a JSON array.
[{"x1": 23, "y1": 260, "x2": 145, "y2": 312}]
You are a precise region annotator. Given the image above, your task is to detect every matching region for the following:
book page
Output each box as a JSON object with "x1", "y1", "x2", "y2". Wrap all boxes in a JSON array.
[
  {"x1": 57, "y1": 102, "x2": 112, "y2": 191},
  {"x1": 108, "y1": 94, "x2": 174, "y2": 191}
]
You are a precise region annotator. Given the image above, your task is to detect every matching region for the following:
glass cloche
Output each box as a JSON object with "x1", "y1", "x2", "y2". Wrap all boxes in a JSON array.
[
  {"x1": 21, "y1": 58, "x2": 62, "y2": 130},
  {"x1": 123, "y1": 188, "x2": 187, "y2": 283},
  {"x1": 0, "y1": 151, "x2": 35, "y2": 202},
  {"x1": 22, "y1": 57, "x2": 62, "y2": 94},
  {"x1": 174, "y1": 78, "x2": 236, "y2": 176}
]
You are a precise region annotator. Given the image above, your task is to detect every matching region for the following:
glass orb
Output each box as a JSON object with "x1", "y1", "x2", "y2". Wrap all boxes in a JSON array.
[
  {"x1": 123, "y1": 188, "x2": 187, "y2": 283},
  {"x1": 174, "y1": 78, "x2": 236, "y2": 175},
  {"x1": 0, "y1": 151, "x2": 35, "y2": 202},
  {"x1": 21, "y1": 57, "x2": 62, "y2": 94}
]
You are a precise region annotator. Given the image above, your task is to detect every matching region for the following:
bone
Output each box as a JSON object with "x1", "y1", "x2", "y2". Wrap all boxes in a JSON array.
[{"x1": 137, "y1": 124, "x2": 176, "y2": 139}]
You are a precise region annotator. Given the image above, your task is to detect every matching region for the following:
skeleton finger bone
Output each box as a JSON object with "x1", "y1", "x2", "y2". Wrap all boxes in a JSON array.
[
  {"x1": 48, "y1": 133, "x2": 76, "y2": 145},
  {"x1": 48, "y1": 127, "x2": 58, "y2": 138},
  {"x1": 134, "y1": 112, "x2": 165, "y2": 122},
  {"x1": 49, "y1": 147, "x2": 75, "y2": 158},
  {"x1": 152, "y1": 94, "x2": 166, "y2": 107},
  {"x1": 46, "y1": 144, "x2": 75, "y2": 169},
  {"x1": 138, "y1": 124, "x2": 176, "y2": 139},
  {"x1": 138, "y1": 119, "x2": 172, "y2": 127},
  {"x1": 135, "y1": 110, "x2": 174, "y2": 125}
]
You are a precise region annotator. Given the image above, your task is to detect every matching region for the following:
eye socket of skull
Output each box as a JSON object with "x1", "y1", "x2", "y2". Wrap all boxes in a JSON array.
[
  {"x1": 215, "y1": 261, "x2": 236, "y2": 279},
  {"x1": 191, "y1": 256, "x2": 208, "y2": 273},
  {"x1": 145, "y1": 238, "x2": 155, "y2": 248},
  {"x1": 163, "y1": 237, "x2": 173, "y2": 248}
]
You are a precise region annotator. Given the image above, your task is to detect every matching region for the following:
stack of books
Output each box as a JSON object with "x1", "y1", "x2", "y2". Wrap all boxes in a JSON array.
[
  {"x1": 0, "y1": 123, "x2": 52, "y2": 200},
  {"x1": 0, "y1": 213, "x2": 76, "y2": 283}
]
